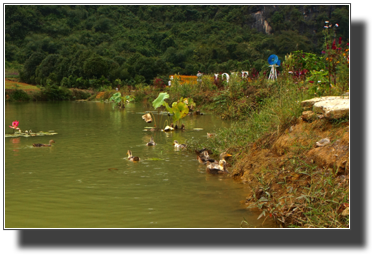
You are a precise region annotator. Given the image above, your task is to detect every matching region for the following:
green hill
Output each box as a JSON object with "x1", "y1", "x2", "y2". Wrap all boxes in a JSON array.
[{"x1": 5, "y1": 5, "x2": 349, "y2": 88}]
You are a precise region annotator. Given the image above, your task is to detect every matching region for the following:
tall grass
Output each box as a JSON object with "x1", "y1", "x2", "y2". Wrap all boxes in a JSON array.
[{"x1": 186, "y1": 78, "x2": 316, "y2": 156}]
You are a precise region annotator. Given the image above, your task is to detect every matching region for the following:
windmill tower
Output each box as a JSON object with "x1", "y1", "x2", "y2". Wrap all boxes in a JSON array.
[{"x1": 267, "y1": 54, "x2": 280, "y2": 80}]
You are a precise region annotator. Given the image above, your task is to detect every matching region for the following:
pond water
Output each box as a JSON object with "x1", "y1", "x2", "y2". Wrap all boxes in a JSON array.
[{"x1": 4, "y1": 101, "x2": 275, "y2": 228}]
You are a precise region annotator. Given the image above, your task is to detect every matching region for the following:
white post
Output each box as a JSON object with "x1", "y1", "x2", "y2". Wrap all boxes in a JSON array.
[{"x1": 268, "y1": 65, "x2": 278, "y2": 80}]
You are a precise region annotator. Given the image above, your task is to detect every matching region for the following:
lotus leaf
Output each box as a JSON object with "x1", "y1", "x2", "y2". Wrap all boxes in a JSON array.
[
  {"x1": 163, "y1": 101, "x2": 189, "y2": 124},
  {"x1": 152, "y1": 92, "x2": 169, "y2": 110}
]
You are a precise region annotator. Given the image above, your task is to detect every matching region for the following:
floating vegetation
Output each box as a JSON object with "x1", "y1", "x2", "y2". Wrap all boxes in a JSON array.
[
  {"x1": 145, "y1": 158, "x2": 164, "y2": 161},
  {"x1": 5, "y1": 131, "x2": 58, "y2": 138}
]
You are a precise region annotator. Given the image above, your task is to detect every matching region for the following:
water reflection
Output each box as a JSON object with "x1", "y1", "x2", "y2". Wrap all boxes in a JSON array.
[{"x1": 5, "y1": 101, "x2": 275, "y2": 228}]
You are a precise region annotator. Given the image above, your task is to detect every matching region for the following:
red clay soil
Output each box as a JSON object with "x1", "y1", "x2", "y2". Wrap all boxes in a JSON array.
[{"x1": 230, "y1": 116, "x2": 349, "y2": 227}]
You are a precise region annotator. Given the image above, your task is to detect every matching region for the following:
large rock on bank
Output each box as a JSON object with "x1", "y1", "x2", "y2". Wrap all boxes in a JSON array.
[{"x1": 301, "y1": 96, "x2": 349, "y2": 120}]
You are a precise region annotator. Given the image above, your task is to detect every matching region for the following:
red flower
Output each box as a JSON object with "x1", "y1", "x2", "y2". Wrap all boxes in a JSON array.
[
  {"x1": 9, "y1": 120, "x2": 20, "y2": 130},
  {"x1": 332, "y1": 39, "x2": 337, "y2": 50},
  {"x1": 9, "y1": 121, "x2": 21, "y2": 133},
  {"x1": 308, "y1": 81, "x2": 314, "y2": 83},
  {"x1": 339, "y1": 37, "x2": 342, "y2": 44}
]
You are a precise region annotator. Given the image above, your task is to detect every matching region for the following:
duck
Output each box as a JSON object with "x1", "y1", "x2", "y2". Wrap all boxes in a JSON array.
[
  {"x1": 146, "y1": 136, "x2": 156, "y2": 146},
  {"x1": 173, "y1": 140, "x2": 187, "y2": 149},
  {"x1": 164, "y1": 125, "x2": 174, "y2": 132},
  {"x1": 214, "y1": 152, "x2": 232, "y2": 164},
  {"x1": 127, "y1": 150, "x2": 140, "y2": 161},
  {"x1": 195, "y1": 150, "x2": 215, "y2": 164},
  {"x1": 33, "y1": 140, "x2": 55, "y2": 147},
  {"x1": 206, "y1": 160, "x2": 228, "y2": 174},
  {"x1": 25, "y1": 130, "x2": 36, "y2": 136}
]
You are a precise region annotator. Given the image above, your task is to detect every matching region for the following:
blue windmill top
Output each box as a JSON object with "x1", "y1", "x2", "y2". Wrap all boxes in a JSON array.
[{"x1": 268, "y1": 54, "x2": 279, "y2": 65}]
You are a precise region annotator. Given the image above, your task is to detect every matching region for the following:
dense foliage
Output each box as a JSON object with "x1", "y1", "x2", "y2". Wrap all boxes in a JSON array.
[{"x1": 5, "y1": 5, "x2": 349, "y2": 88}]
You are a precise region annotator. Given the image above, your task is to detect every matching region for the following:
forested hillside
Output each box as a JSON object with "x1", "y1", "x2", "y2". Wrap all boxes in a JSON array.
[{"x1": 5, "y1": 5, "x2": 349, "y2": 88}]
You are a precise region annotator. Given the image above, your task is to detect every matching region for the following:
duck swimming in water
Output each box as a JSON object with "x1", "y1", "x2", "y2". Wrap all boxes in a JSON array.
[
  {"x1": 33, "y1": 140, "x2": 55, "y2": 147},
  {"x1": 206, "y1": 160, "x2": 228, "y2": 174},
  {"x1": 173, "y1": 140, "x2": 187, "y2": 149},
  {"x1": 214, "y1": 152, "x2": 232, "y2": 164},
  {"x1": 195, "y1": 150, "x2": 215, "y2": 164},
  {"x1": 146, "y1": 136, "x2": 156, "y2": 146},
  {"x1": 127, "y1": 150, "x2": 140, "y2": 161}
]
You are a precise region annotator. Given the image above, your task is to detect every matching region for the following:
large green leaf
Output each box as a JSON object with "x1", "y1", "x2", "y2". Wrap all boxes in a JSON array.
[
  {"x1": 163, "y1": 101, "x2": 189, "y2": 123},
  {"x1": 152, "y1": 92, "x2": 169, "y2": 110},
  {"x1": 109, "y1": 92, "x2": 121, "y2": 102}
]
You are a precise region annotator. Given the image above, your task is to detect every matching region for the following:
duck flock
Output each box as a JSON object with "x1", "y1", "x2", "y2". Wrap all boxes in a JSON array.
[
  {"x1": 10, "y1": 117, "x2": 231, "y2": 174},
  {"x1": 126, "y1": 135, "x2": 232, "y2": 174}
]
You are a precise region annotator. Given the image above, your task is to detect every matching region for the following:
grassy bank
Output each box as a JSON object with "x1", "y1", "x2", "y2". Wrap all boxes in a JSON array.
[{"x1": 116, "y1": 72, "x2": 348, "y2": 228}]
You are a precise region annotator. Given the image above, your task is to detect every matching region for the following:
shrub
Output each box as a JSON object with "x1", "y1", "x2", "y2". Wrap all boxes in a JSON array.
[
  {"x1": 40, "y1": 84, "x2": 72, "y2": 101},
  {"x1": 9, "y1": 89, "x2": 30, "y2": 101}
]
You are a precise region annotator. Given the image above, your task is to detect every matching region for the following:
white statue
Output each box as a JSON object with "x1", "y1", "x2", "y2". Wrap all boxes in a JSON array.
[
  {"x1": 222, "y1": 73, "x2": 230, "y2": 83},
  {"x1": 241, "y1": 71, "x2": 249, "y2": 78}
]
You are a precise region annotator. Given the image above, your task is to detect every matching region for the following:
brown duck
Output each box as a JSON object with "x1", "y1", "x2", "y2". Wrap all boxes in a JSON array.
[
  {"x1": 206, "y1": 160, "x2": 228, "y2": 174},
  {"x1": 146, "y1": 136, "x2": 156, "y2": 146},
  {"x1": 173, "y1": 140, "x2": 187, "y2": 149},
  {"x1": 33, "y1": 140, "x2": 55, "y2": 147},
  {"x1": 195, "y1": 149, "x2": 215, "y2": 164},
  {"x1": 127, "y1": 150, "x2": 140, "y2": 161}
]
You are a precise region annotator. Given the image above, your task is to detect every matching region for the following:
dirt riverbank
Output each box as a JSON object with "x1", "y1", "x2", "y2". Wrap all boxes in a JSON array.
[{"x1": 230, "y1": 116, "x2": 349, "y2": 227}]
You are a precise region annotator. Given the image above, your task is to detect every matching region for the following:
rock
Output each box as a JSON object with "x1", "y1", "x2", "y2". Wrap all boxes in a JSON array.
[
  {"x1": 302, "y1": 111, "x2": 316, "y2": 121},
  {"x1": 316, "y1": 137, "x2": 330, "y2": 147},
  {"x1": 301, "y1": 96, "x2": 349, "y2": 119}
]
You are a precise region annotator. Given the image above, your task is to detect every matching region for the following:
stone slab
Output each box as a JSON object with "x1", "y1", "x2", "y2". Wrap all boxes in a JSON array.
[{"x1": 301, "y1": 96, "x2": 349, "y2": 119}]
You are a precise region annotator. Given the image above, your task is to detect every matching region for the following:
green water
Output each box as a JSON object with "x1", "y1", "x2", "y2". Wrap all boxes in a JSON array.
[{"x1": 4, "y1": 101, "x2": 275, "y2": 228}]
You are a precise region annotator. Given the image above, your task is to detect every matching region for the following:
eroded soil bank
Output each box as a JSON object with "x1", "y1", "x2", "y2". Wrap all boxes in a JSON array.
[{"x1": 230, "y1": 116, "x2": 349, "y2": 228}]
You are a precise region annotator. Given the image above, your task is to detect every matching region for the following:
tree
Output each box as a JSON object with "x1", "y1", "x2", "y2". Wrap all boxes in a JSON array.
[
  {"x1": 83, "y1": 54, "x2": 109, "y2": 79},
  {"x1": 20, "y1": 51, "x2": 46, "y2": 84}
]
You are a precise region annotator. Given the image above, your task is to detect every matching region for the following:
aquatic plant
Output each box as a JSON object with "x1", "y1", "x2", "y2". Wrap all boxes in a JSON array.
[
  {"x1": 9, "y1": 120, "x2": 20, "y2": 132},
  {"x1": 150, "y1": 92, "x2": 170, "y2": 127},
  {"x1": 163, "y1": 100, "x2": 189, "y2": 125},
  {"x1": 109, "y1": 91, "x2": 134, "y2": 109}
]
